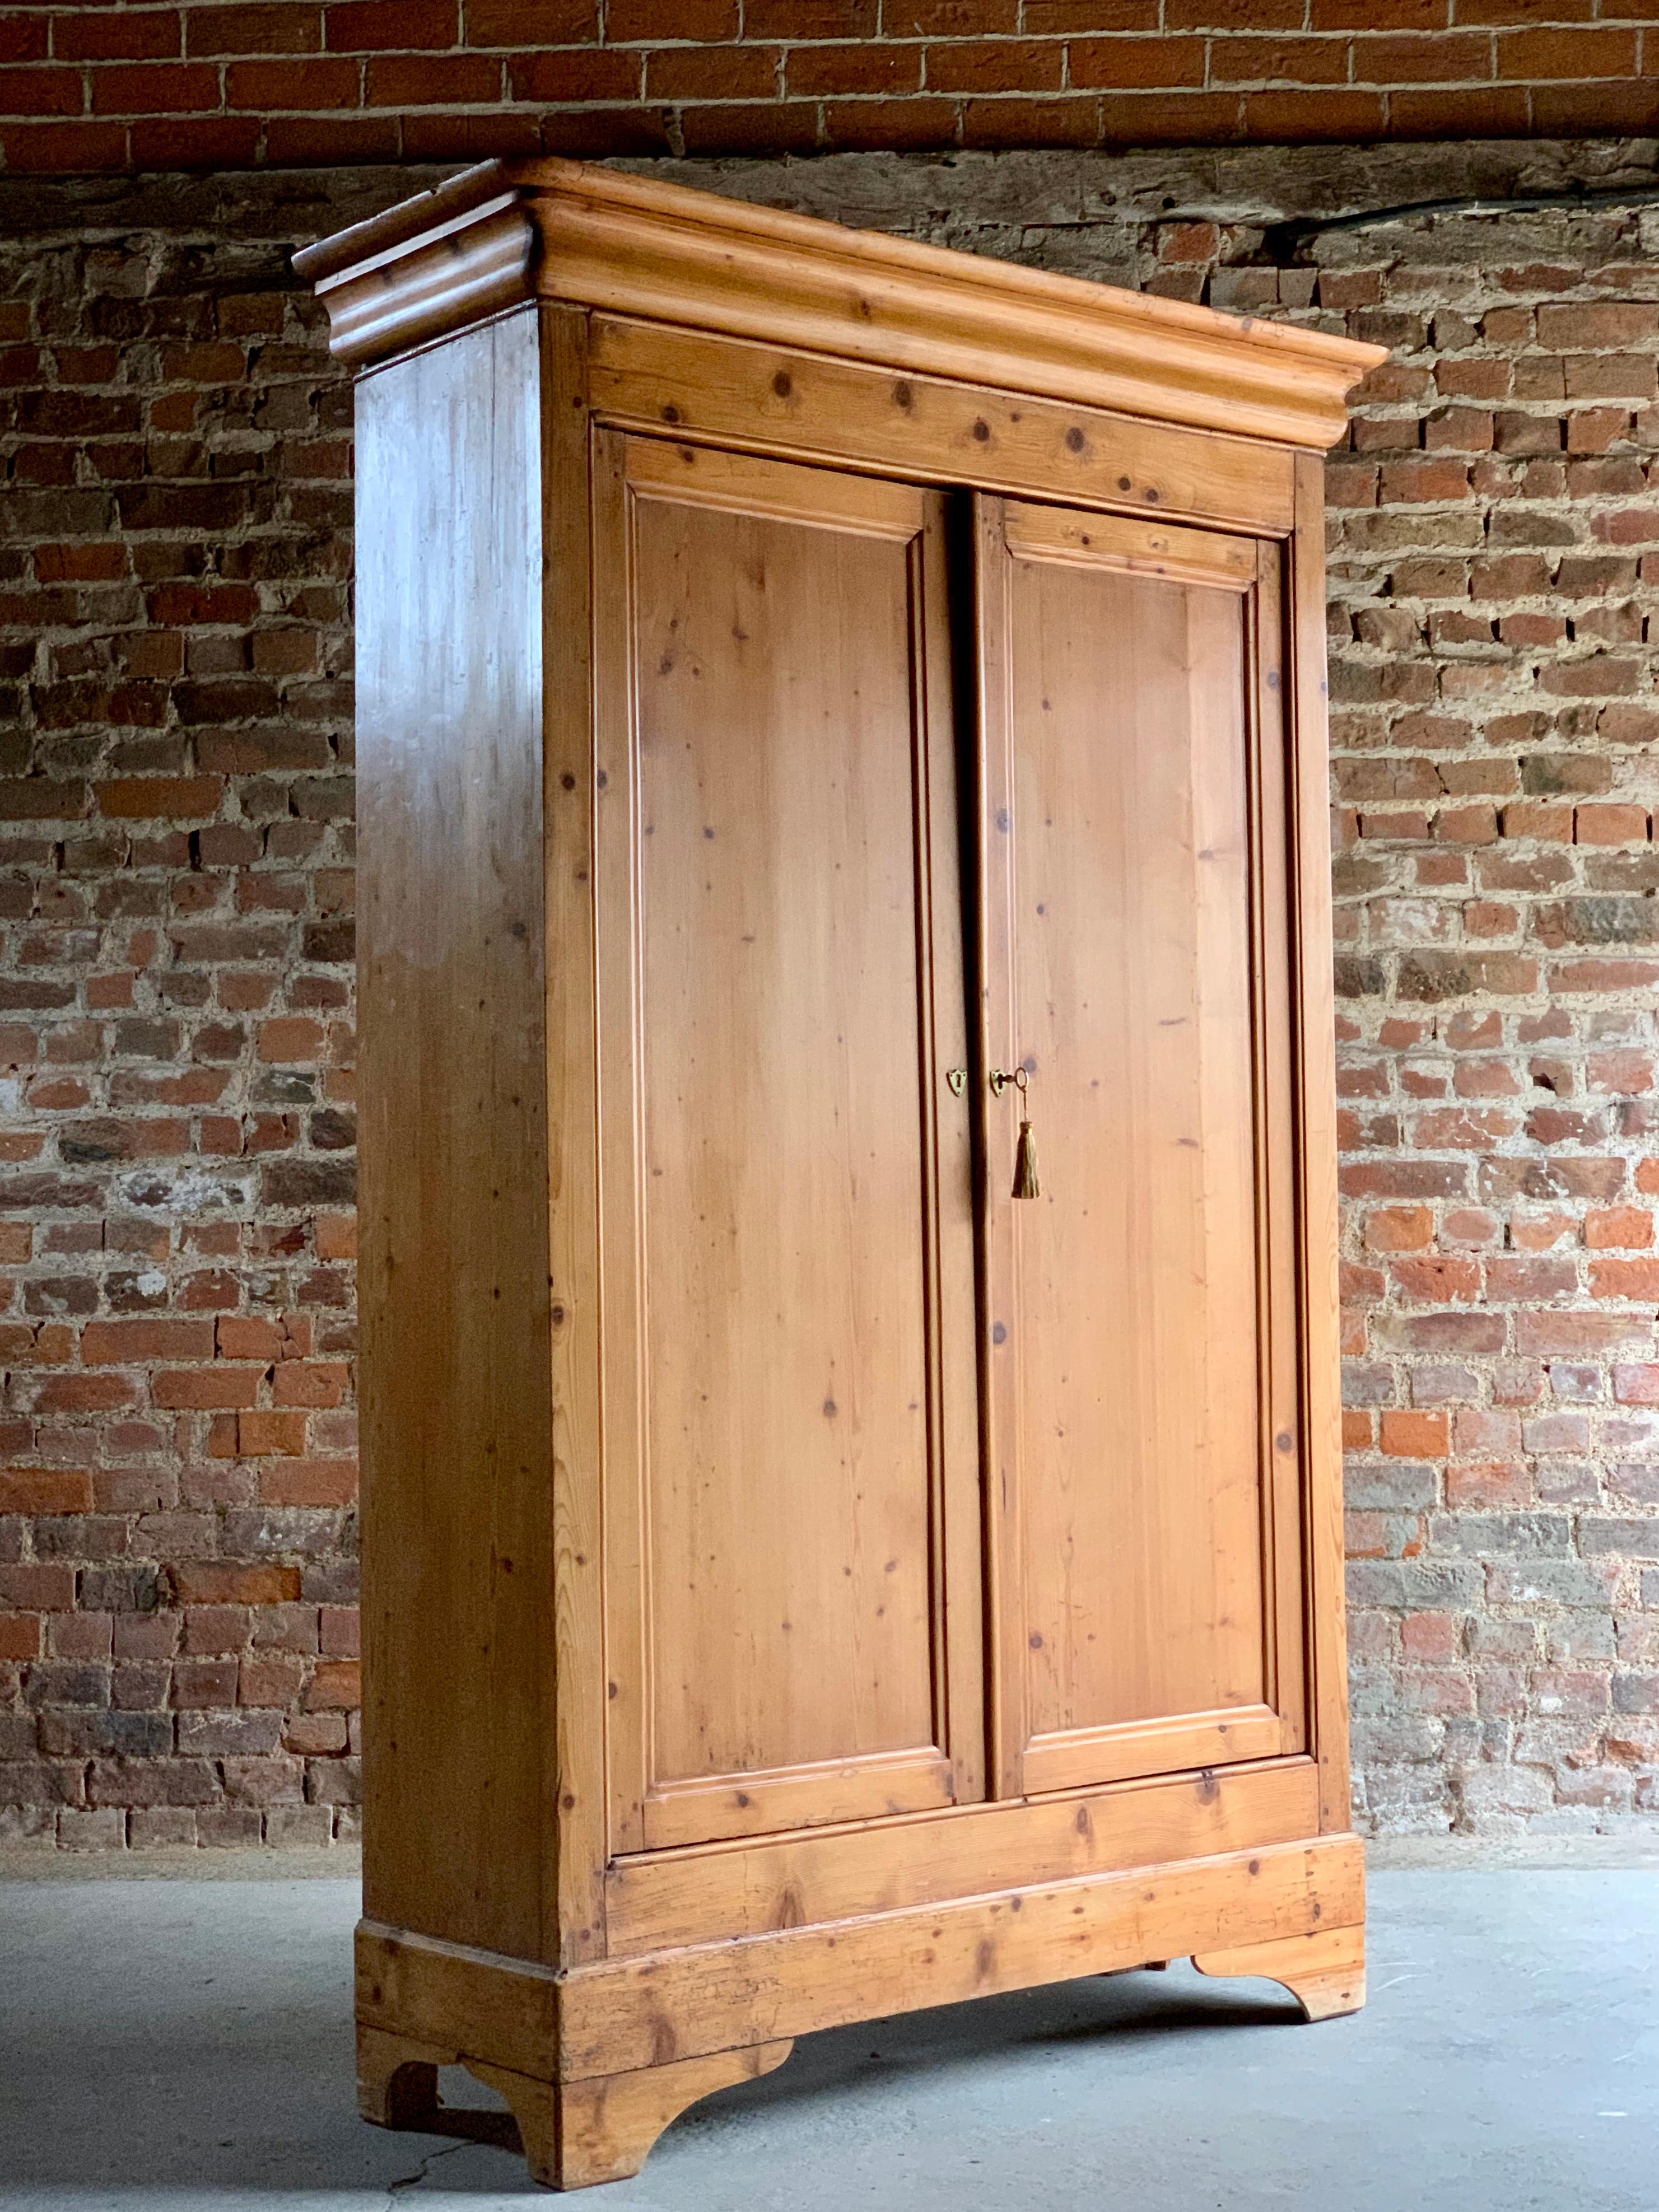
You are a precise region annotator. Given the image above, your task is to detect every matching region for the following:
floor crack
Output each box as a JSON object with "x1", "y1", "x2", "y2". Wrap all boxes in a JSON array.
[{"x1": 386, "y1": 2135, "x2": 475, "y2": 2199}]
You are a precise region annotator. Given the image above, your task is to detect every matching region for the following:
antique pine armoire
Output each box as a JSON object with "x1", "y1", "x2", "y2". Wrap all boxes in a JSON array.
[{"x1": 297, "y1": 161, "x2": 1385, "y2": 2191}]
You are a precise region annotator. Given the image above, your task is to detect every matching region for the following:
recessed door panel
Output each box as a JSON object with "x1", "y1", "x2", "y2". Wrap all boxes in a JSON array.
[
  {"x1": 978, "y1": 499, "x2": 1305, "y2": 1798},
  {"x1": 597, "y1": 436, "x2": 980, "y2": 1852}
]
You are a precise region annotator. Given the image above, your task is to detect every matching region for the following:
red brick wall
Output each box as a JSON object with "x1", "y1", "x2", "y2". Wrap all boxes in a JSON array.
[
  {"x1": 0, "y1": 170, "x2": 383, "y2": 1847},
  {"x1": 0, "y1": 6, "x2": 1657, "y2": 171},
  {"x1": 1321, "y1": 228, "x2": 1659, "y2": 1835},
  {"x1": 4, "y1": 144, "x2": 1659, "y2": 1845}
]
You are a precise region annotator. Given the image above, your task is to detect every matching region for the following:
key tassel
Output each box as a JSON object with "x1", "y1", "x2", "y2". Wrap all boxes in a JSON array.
[{"x1": 1012, "y1": 1116, "x2": 1041, "y2": 1201}]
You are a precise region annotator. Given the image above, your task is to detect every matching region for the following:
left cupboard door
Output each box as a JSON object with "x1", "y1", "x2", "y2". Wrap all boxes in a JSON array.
[{"x1": 593, "y1": 434, "x2": 983, "y2": 1854}]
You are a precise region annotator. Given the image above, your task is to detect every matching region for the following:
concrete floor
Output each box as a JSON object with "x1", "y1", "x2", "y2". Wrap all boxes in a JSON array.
[{"x1": 2, "y1": 1861, "x2": 1656, "y2": 2209}]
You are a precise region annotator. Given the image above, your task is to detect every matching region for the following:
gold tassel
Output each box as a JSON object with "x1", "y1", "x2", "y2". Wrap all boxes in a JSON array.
[{"x1": 1012, "y1": 1116, "x2": 1041, "y2": 1201}]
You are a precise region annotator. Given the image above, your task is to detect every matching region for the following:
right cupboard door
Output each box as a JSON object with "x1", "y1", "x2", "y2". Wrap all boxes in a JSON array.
[{"x1": 976, "y1": 496, "x2": 1308, "y2": 1800}]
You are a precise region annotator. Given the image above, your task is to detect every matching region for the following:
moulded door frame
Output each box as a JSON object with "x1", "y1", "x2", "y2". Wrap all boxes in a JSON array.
[{"x1": 971, "y1": 492, "x2": 1310, "y2": 1805}]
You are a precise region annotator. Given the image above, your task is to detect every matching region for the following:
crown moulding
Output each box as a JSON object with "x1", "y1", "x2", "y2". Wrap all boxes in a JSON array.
[{"x1": 293, "y1": 158, "x2": 1387, "y2": 452}]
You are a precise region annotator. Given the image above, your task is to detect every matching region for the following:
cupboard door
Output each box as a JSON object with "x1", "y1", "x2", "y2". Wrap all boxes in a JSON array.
[
  {"x1": 595, "y1": 435, "x2": 982, "y2": 1853},
  {"x1": 976, "y1": 497, "x2": 1306, "y2": 1799}
]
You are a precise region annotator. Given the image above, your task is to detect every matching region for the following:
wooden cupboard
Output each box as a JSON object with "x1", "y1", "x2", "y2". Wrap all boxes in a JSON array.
[{"x1": 297, "y1": 160, "x2": 1385, "y2": 2192}]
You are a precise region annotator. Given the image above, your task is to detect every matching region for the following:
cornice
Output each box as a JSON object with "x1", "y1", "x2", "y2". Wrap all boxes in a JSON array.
[{"x1": 294, "y1": 158, "x2": 1386, "y2": 450}]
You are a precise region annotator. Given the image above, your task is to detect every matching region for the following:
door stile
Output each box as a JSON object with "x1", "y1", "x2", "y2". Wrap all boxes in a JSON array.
[
  {"x1": 914, "y1": 500, "x2": 989, "y2": 1806},
  {"x1": 592, "y1": 424, "x2": 651, "y2": 1861},
  {"x1": 1247, "y1": 536, "x2": 1309, "y2": 1759},
  {"x1": 971, "y1": 492, "x2": 1028, "y2": 1801}
]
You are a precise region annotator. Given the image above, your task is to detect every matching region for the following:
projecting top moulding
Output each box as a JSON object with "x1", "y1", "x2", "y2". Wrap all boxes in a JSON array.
[{"x1": 295, "y1": 155, "x2": 1386, "y2": 450}]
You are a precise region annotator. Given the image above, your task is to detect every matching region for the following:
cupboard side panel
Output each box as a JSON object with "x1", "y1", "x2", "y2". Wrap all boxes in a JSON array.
[
  {"x1": 543, "y1": 305, "x2": 608, "y2": 1964},
  {"x1": 355, "y1": 309, "x2": 554, "y2": 1958},
  {"x1": 1290, "y1": 451, "x2": 1353, "y2": 1834}
]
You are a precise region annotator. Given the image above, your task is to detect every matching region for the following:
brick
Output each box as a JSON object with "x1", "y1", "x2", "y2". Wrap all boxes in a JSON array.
[
  {"x1": 304, "y1": 1659, "x2": 361, "y2": 1710},
  {"x1": 260, "y1": 1458, "x2": 356, "y2": 1506},
  {"x1": 216, "y1": 1315, "x2": 287, "y2": 1361},
  {"x1": 822, "y1": 96, "x2": 960, "y2": 151},
  {"x1": 172, "y1": 1565, "x2": 301, "y2": 1607},
  {"x1": 365, "y1": 52, "x2": 504, "y2": 104},
  {"x1": 325, "y1": 0, "x2": 458, "y2": 46},
  {"x1": 1349, "y1": 31, "x2": 1492, "y2": 85},
  {"x1": 271, "y1": 1361, "x2": 349, "y2": 1407},
  {"x1": 80, "y1": 1318, "x2": 215, "y2": 1364},
  {"x1": 1380, "y1": 1410, "x2": 1448, "y2": 1458},
  {"x1": 1575, "y1": 804, "x2": 1648, "y2": 846},
  {"x1": 0, "y1": 1467, "x2": 92, "y2": 1513},
  {"x1": 1025, "y1": 0, "x2": 1155, "y2": 22},
  {"x1": 0, "y1": 1613, "x2": 42, "y2": 1659},
  {"x1": 1210, "y1": 34, "x2": 1348, "y2": 85},
  {"x1": 87, "y1": 62, "x2": 220, "y2": 113},
  {"x1": 1590, "y1": 1258, "x2": 1659, "y2": 1301},
  {"x1": 1066, "y1": 35, "x2": 1203, "y2": 87},
  {"x1": 55, "y1": 11, "x2": 181, "y2": 61},
  {"x1": 257, "y1": 1018, "x2": 327, "y2": 1063},
  {"x1": 237, "y1": 1410, "x2": 309, "y2": 1457},
  {"x1": 1446, "y1": 1460, "x2": 1531, "y2": 1509},
  {"x1": 923, "y1": 39, "x2": 1061, "y2": 94},
  {"x1": 186, "y1": 4, "x2": 324, "y2": 55},
  {"x1": 1515, "y1": 1311, "x2": 1652, "y2": 1356},
  {"x1": 464, "y1": 0, "x2": 597, "y2": 37},
  {"x1": 151, "y1": 1369, "x2": 262, "y2": 1411},
  {"x1": 97, "y1": 778, "x2": 221, "y2": 820},
  {"x1": 1364, "y1": 1206, "x2": 1433, "y2": 1253},
  {"x1": 885, "y1": 0, "x2": 1015, "y2": 27},
  {"x1": 1496, "y1": 26, "x2": 1638, "y2": 78},
  {"x1": 226, "y1": 57, "x2": 361, "y2": 106}
]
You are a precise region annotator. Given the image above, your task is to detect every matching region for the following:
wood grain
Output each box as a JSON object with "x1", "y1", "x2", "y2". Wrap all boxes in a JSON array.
[
  {"x1": 541, "y1": 302, "x2": 608, "y2": 1967},
  {"x1": 358, "y1": 1919, "x2": 557, "y2": 2084},
  {"x1": 1290, "y1": 449, "x2": 1354, "y2": 1837},
  {"x1": 356, "y1": 2010, "x2": 794, "y2": 2188},
  {"x1": 357, "y1": 1831, "x2": 1365, "y2": 2083},
  {"x1": 299, "y1": 157, "x2": 1386, "y2": 447},
  {"x1": 1000, "y1": 501, "x2": 1260, "y2": 586},
  {"x1": 977, "y1": 493, "x2": 1301, "y2": 1800},
  {"x1": 469, "y1": 2042, "x2": 795, "y2": 2191},
  {"x1": 594, "y1": 435, "x2": 973, "y2": 1852},
  {"x1": 353, "y1": 307, "x2": 554, "y2": 1962},
  {"x1": 587, "y1": 316, "x2": 1298, "y2": 537},
  {"x1": 1192, "y1": 1921, "x2": 1366, "y2": 2022},
  {"x1": 356, "y1": 2023, "x2": 458, "y2": 2130},
  {"x1": 560, "y1": 1834, "x2": 1364, "y2": 2078},
  {"x1": 603, "y1": 1758, "x2": 1322, "y2": 1957},
  {"x1": 1248, "y1": 536, "x2": 1310, "y2": 1760}
]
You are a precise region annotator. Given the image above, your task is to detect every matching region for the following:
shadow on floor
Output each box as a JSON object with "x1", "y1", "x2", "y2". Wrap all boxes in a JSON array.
[{"x1": 5, "y1": 1869, "x2": 1657, "y2": 2209}]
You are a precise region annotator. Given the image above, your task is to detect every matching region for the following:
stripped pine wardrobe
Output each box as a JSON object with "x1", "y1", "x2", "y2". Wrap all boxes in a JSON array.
[{"x1": 297, "y1": 160, "x2": 1385, "y2": 2191}]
